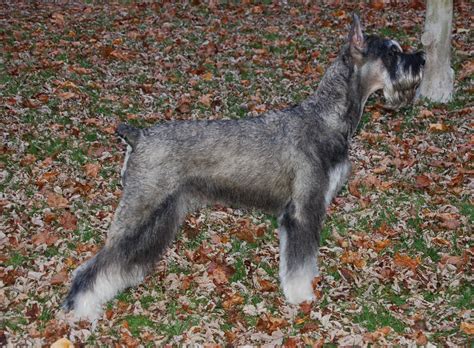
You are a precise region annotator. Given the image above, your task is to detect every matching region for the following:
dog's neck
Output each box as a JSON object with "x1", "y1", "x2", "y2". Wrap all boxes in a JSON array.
[{"x1": 301, "y1": 46, "x2": 374, "y2": 139}]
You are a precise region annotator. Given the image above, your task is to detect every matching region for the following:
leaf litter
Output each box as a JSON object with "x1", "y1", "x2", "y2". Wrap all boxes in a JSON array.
[{"x1": 0, "y1": 1, "x2": 472, "y2": 346}]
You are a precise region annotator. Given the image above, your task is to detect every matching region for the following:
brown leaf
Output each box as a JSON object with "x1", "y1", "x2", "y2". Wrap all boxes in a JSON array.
[
  {"x1": 222, "y1": 292, "x2": 244, "y2": 310},
  {"x1": 429, "y1": 123, "x2": 449, "y2": 132},
  {"x1": 50, "y1": 338, "x2": 74, "y2": 348},
  {"x1": 440, "y1": 254, "x2": 467, "y2": 268},
  {"x1": 373, "y1": 239, "x2": 391, "y2": 252},
  {"x1": 414, "y1": 331, "x2": 428, "y2": 345},
  {"x1": 20, "y1": 154, "x2": 37, "y2": 166},
  {"x1": 109, "y1": 50, "x2": 129, "y2": 61},
  {"x1": 46, "y1": 192, "x2": 69, "y2": 209},
  {"x1": 431, "y1": 237, "x2": 451, "y2": 247},
  {"x1": 440, "y1": 219, "x2": 460, "y2": 230},
  {"x1": 201, "y1": 71, "x2": 213, "y2": 81},
  {"x1": 341, "y1": 251, "x2": 366, "y2": 269},
  {"x1": 415, "y1": 174, "x2": 431, "y2": 189},
  {"x1": 256, "y1": 313, "x2": 287, "y2": 334},
  {"x1": 418, "y1": 109, "x2": 433, "y2": 118},
  {"x1": 199, "y1": 94, "x2": 212, "y2": 107},
  {"x1": 57, "y1": 91, "x2": 77, "y2": 100},
  {"x1": 208, "y1": 262, "x2": 234, "y2": 285},
  {"x1": 70, "y1": 66, "x2": 92, "y2": 75},
  {"x1": 299, "y1": 301, "x2": 312, "y2": 315},
  {"x1": 299, "y1": 322, "x2": 319, "y2": 334},
  {"x1": 394, "y1": 253, "x2": 420, "y2": 271},
  {"x1": 177, "y1": 101, "x2": 191, "y2": 113},
  {"x1": 120, "y1": 331, "x2": 139, "y2": 348},
  {"x1": 32, "y1": 231, "x2": 58, "y2": 246},
  {"x1": 60, "y1": 212, "x2": 77, "y2": 231},
  {"x1": 459, "y1": 60, "x2": 474, "y2": 80},
  {"x1": 50, "y1": 270, "x2": 68, "y2": 285},
  {"x1": 364, "y1": 326, "x2": 392, "y2": 343},
  {"x1": 51, "y1": 13, "x2": 65, "y2": 27},
  {"x1": 83, "y1": 163, "x2": 100, "y2": 178},
  {"x1": 460, "y1": 322, "x2": 474, "y2": 335},
  {"x1": 41, "y1": 171, "x2": 59, "y2": 183},
  {"x1": 258, "y1": 278, "x2": 277, "y2": 292},
  {"x1": 224, "y1": 331, "x2": 237, "y2": 343},
  {"x1": 369, "y1": 0, "x2": 384, "y2": 10},
  {"x1": 26, "y1": 303, "x2": 40, "y2": 322}
]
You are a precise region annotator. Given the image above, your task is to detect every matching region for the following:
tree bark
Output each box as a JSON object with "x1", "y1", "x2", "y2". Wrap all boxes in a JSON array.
[{"x1": 419, "y1": 0, "x2": 454, "y2": 103}]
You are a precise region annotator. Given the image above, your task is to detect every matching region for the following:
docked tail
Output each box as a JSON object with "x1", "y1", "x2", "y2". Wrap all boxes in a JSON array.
[{"x1": 116, "y1": 123, "x2": 141, "y2": 148}]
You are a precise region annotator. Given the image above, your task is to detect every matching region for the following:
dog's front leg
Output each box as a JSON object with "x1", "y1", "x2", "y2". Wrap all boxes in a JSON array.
[{"x1": 278, "y1": 190, "x2": 325, "y2": 304}]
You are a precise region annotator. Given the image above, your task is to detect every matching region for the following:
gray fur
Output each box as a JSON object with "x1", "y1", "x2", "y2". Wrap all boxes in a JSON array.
[{"x1": 63, "y1": 15, "x2": 425, "y2": 319}]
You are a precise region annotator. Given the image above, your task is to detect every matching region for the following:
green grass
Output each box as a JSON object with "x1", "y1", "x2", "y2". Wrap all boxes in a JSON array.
[{"x1": 354, "y1": 305, "x2": 407, "y2": 334}]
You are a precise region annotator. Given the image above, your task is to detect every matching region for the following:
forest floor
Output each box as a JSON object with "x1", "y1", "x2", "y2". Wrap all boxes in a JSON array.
[{"x1": 1, "y1": 2, "x2": 472, "y2": 346}]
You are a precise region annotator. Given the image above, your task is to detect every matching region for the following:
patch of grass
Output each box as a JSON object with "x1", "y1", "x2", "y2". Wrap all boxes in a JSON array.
[
  {"x1": 354, "y1": 305, "x2": 407, "y2": 334},
  {"x1": 230, "y1": 257, "x2": 247, "y2": 283},
  {"x1": 2, "y1": 317, "x2": 28, "y2": 332},
  {"x1": 458, "y1": 200, "x2": 473, "y2": 224},
  {"x1": 140, "y1": 295, "x2": 155, "y2": 310},
  {"x1": 452, "y1": 283, "x2": 473, "y2": 310},
  {"x1": 6, "y1": 252, "x2": 26, "y2": 267},
  {"x1": 412, "y1": 236, "x2": 440, "y2": 262},
  {"x1": 38, "y1": 308, "x2": 53, "y2": 322},
  {"x1": 116, "y1": 289, "x2": 134, "y2": 304},
  {"x1": 124, "y1": 315, "x2": 155, "y2": 336}
]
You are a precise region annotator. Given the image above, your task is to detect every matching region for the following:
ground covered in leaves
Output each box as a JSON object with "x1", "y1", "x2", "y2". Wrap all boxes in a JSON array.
[{"x1": 1, "y1": 1, "x2": 472, "y2": 346}]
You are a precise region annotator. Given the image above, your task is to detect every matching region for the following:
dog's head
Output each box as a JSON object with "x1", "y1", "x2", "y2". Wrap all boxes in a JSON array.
[{"x1": 348, "y1": 14, "x2": 425, "y2": 109}]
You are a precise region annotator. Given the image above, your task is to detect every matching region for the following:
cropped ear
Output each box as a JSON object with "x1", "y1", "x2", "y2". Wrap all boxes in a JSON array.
[{"x1": 349, "y1": 14, "x2": 365, "y2": 57}]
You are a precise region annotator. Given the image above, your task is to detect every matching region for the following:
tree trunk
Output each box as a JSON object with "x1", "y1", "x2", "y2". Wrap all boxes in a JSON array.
[{"x1": 419, "y1": 0, "x2": 454, "y2": 103}]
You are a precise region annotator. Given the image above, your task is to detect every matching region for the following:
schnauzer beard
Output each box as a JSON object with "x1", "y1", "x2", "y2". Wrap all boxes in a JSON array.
[{"x1": 383, "y1": 54, "x2": 424, "y2": 109}]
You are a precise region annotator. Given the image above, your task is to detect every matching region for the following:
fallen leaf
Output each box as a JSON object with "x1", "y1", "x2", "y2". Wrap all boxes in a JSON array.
[
  {"x1": 369, "y1": 0, "x2": 384, "y2": 10},
  {"x1": 394, "y1": 253, "x2": 420, "y2": 271},
  {"x1": 51, "y1": 13, "x2": 65, "y2": 27},
  {"x1": 258, "y1": 279, "x2": 277, "y2": 292},
  {"x1": 460, "y1": 322, "x2": 474, "y2": 335},
  {"x1": 32, "y1": 231, "x2": 59, "y2": 246},
  {"x1": 57, "y1": 91, "x2": 77, "y2": 100},
  {"x1": 46, "y1": 192, "x2": 69, "y2": 209},
  {"x1": 50, "y1": 270, "x2": 68, "y2": 285},
  {"x1": 256, "y1": 313, "x2": 287, "y2": 334},
  {"x1": 348, "y1": 180, "x2": 361, "y2": 198},
  {"x1": 429, "y1": 123, "x2": 449, "y2": 132},
  {"x1": 50, "y1": 338, "x2": 74, "y2": 348},
  {"x1": 202, "y1": 71, "x2": 213, "y2": 81},
  {"x1": 208, "y1": 262, "x2": 234, "y2": 285},
  {"x1": 440, "y1": 254, "x2": 467, "y2": 268},
  {"x1": 60, "y1": 212, "x2": 77, "y2": 231},
  {"x1": 20, "y1": 154, "x2": 37, "y2": 166},
  {"x1": 431, "y1": 237, "x2": 451, "y2": 247},
  {"x1": 414, "y1": 331, "x2": 428, "y2": 345},
  {"x1": 373, "y1": 239, "x2": 391, "y2": 252},
  {"x1": 222, "y1": 293, "x2": 244, "y2": 310},
  {"x1": 199, "y1": 94, "x2": 212, "y2": 107},
  {"x1": 415, "y1": 174, "x2": 431, "y2": 188},
  {"x1": 83, "y1": 163, "x2": 100, "y2": 178},
  {"x1": 341, "y1": 251, "x2": 366, "y2": 269}
]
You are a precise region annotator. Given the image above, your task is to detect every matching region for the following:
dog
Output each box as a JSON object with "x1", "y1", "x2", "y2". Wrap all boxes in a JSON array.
[{"x1": 63, "y1": 14, "x2": 425, "y2": 320}]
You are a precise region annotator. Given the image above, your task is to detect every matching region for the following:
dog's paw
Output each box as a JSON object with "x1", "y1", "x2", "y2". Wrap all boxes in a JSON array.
[{"x1": 282, "y1": 279, "x2": 316, "y2": 304}]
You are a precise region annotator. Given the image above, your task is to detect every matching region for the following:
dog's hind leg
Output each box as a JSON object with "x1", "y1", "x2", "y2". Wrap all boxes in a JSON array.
[
  {"x1": 278, "y1": 173, "x2": 326, "y2": 304},
  {"x1": 63, "y1": 188, "x2": 191, "y2": 320}
]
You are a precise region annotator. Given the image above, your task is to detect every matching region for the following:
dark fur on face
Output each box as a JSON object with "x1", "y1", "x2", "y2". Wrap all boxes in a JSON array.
[
  {"x1": 363, "y1": 36, "x2": 425, "y2": 109},
  {"x1": 63, "y1": 14, "x2": 424, "y2": 320}
]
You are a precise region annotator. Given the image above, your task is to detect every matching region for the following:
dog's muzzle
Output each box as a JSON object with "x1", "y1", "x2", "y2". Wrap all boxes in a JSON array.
[{"x1": 384, "y1": 51, "x2": 425, "y2": 109}]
